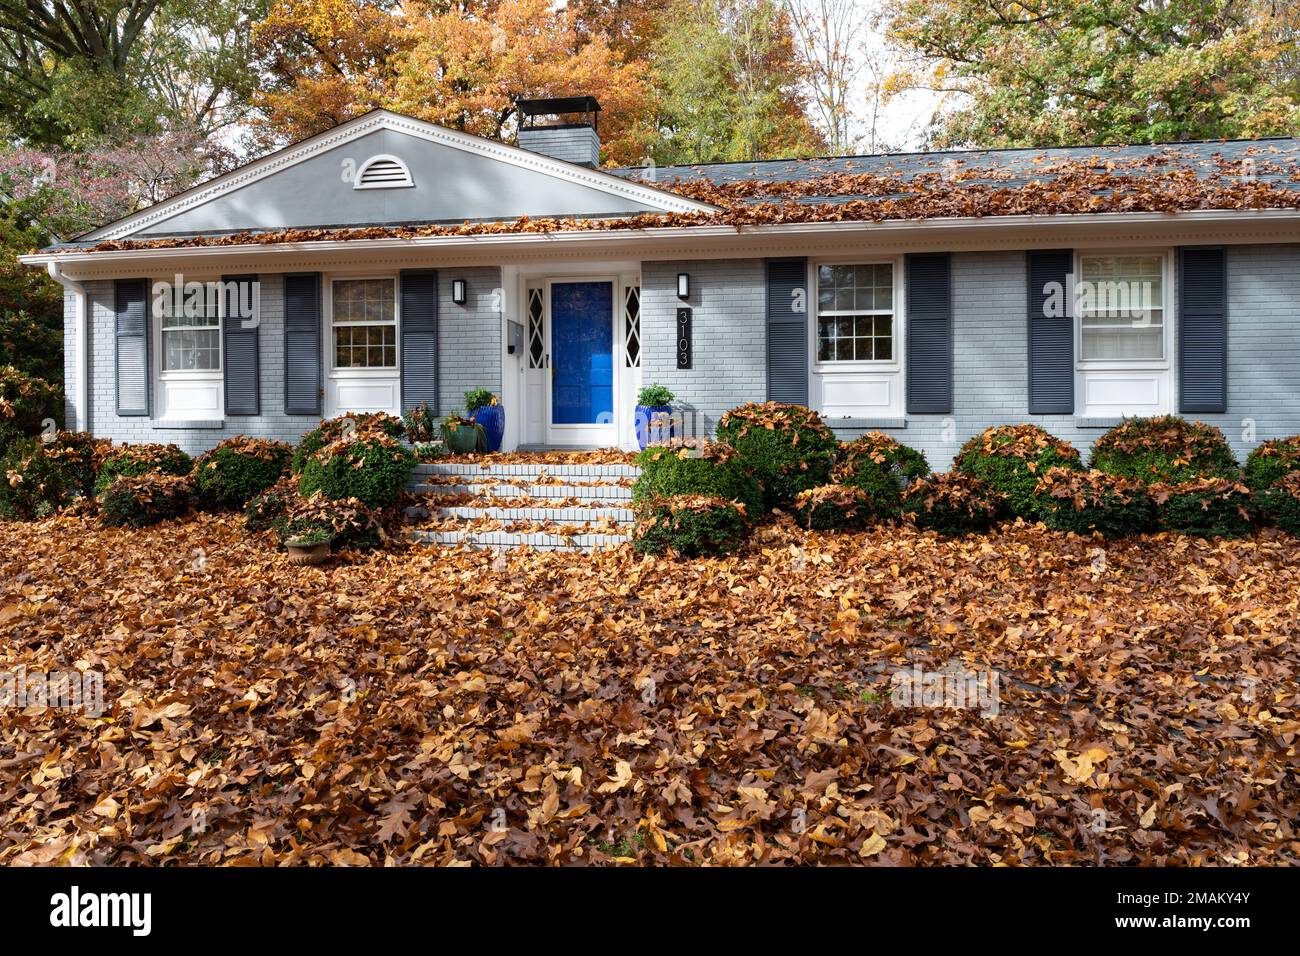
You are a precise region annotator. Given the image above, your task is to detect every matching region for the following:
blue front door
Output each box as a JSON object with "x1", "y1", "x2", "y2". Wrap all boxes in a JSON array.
[{"x1": 550, "y1": 281, "x2": 614, "y2": 426}]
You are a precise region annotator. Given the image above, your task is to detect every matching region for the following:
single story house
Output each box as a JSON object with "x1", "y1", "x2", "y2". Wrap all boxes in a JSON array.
[{"x1": 22, "y1": 96, "x2": 1300, "y2": 467}]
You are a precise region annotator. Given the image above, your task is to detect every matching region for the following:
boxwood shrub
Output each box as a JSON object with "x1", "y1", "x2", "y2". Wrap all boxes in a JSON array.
[
  {"x1": 715, "y1": 402, "x2": 839, "y2": 510},
  {"x1": 193, "y1": 436, "x2": 292, "y2": 510},
  {"x1": 954, "y1": 424, "x2": 1081, "y2": 518},
  {"x1": 41, "y1": 431, "x2": 111, "y2": 500},
  {"x1": 0, "y1": 365, "x2": 61, "y2": 452},
  {"x1": 244, "y1": 477, "x2": 299, "y2": 532},
  {"x1": 95, "y1": 443, "x2": 193, "y2": 494},
  {"x1": 833, "y1": 432, "x2": 930, "y2": 518},
  {"x1": 292, "y1": 412, "x2": 406, "y2": 474},
  {"x1": 633, "y1": 438, "x2": 763, "y2": 514},
  {"x1": 1032, "y1": 467, "x2": 1155, "y2": 538},
  {"x1": 632, "y1": 495, "x2": 749, "y2": 557},
  {"x1": 1244, "y1": 436, "x2": 1300, "y2": 491},
  {"x1": 1256, "y1": 471, "x2": 1300, "y2": 536},
  {"x1": 0, "y1": 439, "x2": 69, "y2": 520},
  {"x1": 792, "y1": 484, "x2": 876, "y2": 531},
  {"x1": 298, "y1": 433, "x2": 417, "y2": 508},
  {"x1": 100, "y1": 474, "x2": 195, "y2": 528},
  {"x1": 1090, "y1": 416, "x2": 1238, "y2": 484},
  {"x1": 1150, "y1": 477, "x2": 1254, "y2": 538},
  {"x1": 902, "y1": 473, "x2": 1004, "y2": 535},
  {"x1": 274, "y1": 491, "x2": 384, "y2": 550}
]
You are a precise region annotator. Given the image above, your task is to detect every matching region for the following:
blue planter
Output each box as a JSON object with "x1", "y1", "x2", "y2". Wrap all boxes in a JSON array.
[
  {"x1": 470, "y1": 404, "x2": 505, "y2": 452},
  {"x1": 635, "y1": 405, "x2": 674, "y2": 450}
]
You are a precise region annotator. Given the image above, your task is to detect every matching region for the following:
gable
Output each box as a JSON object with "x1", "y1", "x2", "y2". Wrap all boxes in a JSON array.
[{"x1": 84, "y1": 111, "x2": 711, "y2": 241}]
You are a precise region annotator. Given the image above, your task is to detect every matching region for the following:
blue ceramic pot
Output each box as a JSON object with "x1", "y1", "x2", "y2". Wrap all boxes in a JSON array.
[
  {"x1": 635, "y1": 405, "x2": 673, "y2": 450},
  {"x1": 471, "y1": 404, "x2": 505, "y2": 452}
]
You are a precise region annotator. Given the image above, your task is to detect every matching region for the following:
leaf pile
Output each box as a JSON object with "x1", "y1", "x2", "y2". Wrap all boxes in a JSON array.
[{"x1": 1, "y1": 513, "x2": 1297, "y2": 865}]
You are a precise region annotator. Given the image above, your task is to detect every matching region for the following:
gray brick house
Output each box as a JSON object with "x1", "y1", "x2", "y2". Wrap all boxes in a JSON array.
[{"x1": 23, "y1": 97, "x2": 1300, "y2": 467}]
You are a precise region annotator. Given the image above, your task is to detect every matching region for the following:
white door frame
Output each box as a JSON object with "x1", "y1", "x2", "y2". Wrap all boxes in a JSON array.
[{"x1": 544, "y1": 275, "x2": 619, "y2": 447}]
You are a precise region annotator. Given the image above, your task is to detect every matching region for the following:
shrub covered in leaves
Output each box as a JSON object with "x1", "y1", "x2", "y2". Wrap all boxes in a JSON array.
[
  {"x1": 1150, "y1": 477, "x2": 1254, "y2": 538},
  {"x1": 94, "y1": 443, "x2": 192, "y2": 494},
  {"x1": 632, "y1": 495, "x2": 749, "y2": 558},
  {"x1": 273, "y1": 492, "x2": 384, "y2": 550},
  {"x1": 99, "y1": 474, "x2": 195, "y2": 528},
  {"x1": 292, "y1": 412, "x2": 406, "y2": 474},
  {"x1": 792, "y1": 484, "x2": 876, "y2": 531},
  {"x1": 403, "y1": 402, "x2": 438, "y2": 443},
  {"x1": 244, "y1": 477, "x2": 299, "y2": 533},
  {"x1": 902, "y1": 473, "x2": 1004, "y2": 535},
  {"x1": 298, "y1": 433, "x2": 416, "y2": 509},
  {"x1": 633, "y1": 438, "x2": 763, "y2": 514},
  {"x1": 1244, "y1": 436, "x2": 1300, "y2": 491},
  {"x1": 0, "y1": 439, "x2": 69, "y2": 520},
  {"x1": 715, "y1": 402, "x2": 839, "y2": 509},
  {"x1": 1032, "y1": 468, "x2": 1155, "y2": 538},
  {"x1": 833, "y1": 432, "x2": 930, "y2": 518},
  {"x1": 954, "y1": 424, "x2": 1081, "y2": 518},
  {"x1": 0, "y1": 364, "x2": 61, "y2": 451},
  {"x1": 192, "y1": 436, "x2": 292, "y2": 510},
  {"x1": 1091, "y1": 415, "x2": 1238, "y2": 484},
  {"x1": 40, "y1": 431, "x2": 111, "y2": 500},
  {"x1": 1256, "y1": 471, "x2": 1300, "y2": 536}
]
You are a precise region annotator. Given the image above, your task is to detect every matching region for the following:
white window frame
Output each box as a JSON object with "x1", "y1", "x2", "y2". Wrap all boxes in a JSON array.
[
  {"x1": 327, "y1": 275, "x2": 400, "y2": 374},
  {"x1": 152, "y1": 274, "x2": 225, "y2": 422},
  {"x1": 156, "y1": 280, "x2": 224, "y2": 378},
  {"x1": 1074, "y1": 249, "x2": 1174, "y2": 371},
  {"x1": 811, "y1": 258, "x2": 902, "y2": 371}
]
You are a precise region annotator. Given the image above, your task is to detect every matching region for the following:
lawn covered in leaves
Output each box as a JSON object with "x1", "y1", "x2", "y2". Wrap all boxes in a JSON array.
[{"x1": 1, "y1": 512, "x2": 1297, "y2": 865}]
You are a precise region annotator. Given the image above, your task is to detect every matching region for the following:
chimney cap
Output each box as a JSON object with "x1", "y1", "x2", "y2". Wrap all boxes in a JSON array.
[{"x1": 516, "y1": 96, "x2": 602, "y2": 131}]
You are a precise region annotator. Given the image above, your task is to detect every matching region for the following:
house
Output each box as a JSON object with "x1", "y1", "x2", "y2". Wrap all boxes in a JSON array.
[{"x1": 21, "y1": 96, "x2": 1300, "y2": 467}]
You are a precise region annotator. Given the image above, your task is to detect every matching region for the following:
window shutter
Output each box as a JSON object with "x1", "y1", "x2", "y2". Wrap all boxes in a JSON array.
[
  {"x1": 114, "y1": 278, "x2": 150, "y2": 416},
  {"x1": 766, "y1": 258, "x2": 808, "y2": 405},
  {"x1": 400, "y1": 270, "x2": 439, "y2": 414},
  {"x1": 223, "y1": 274, "x2": 259, "y2": 415},
  {"x1": 283, "y1": 273, "x2": 322, "y2": 416},
  {"x1": 905, "y1": 253, "x2": 953, "y2": 414},
  {"x1": 1027, "y1": 250, "x2": 1074, "y2": 414},
  {"x1": 1178, "y1": 247, "x2": 1227, "y2": 414}
]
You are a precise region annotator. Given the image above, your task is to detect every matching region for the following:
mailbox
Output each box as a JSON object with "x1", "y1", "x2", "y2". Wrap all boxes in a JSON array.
[{"x1": 506, "y1": 319, "x2": 525, "y2": 356}]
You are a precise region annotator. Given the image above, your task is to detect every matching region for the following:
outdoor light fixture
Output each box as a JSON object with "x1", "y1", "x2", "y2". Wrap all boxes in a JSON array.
[
  {"x1": 451, "y1": 279, "x2": 466, "y2": 304},
  {"x1": 677, "y1": 272, "x2": 690, "y2": 300}
]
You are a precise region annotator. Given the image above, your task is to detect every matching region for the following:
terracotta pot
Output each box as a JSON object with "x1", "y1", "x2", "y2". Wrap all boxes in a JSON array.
[{"x1": 286, "y1": 540, "x2": 331, "y2": 565}]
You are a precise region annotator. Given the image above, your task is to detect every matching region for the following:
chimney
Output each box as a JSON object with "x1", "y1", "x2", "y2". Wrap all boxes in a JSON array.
[{"x1": 515, "y1": 96, "x2": 601, "y2": 168}]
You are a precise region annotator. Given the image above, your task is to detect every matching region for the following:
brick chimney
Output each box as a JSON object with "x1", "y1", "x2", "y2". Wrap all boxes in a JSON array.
[{"x1": 515, "y1": 96, "x2": 601, "y2": 168}]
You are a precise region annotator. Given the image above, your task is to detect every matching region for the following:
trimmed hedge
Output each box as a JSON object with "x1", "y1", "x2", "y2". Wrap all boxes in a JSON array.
[
  {"x1": 1091, "y1": 416, "x2": 1238, "y2": 484},
  {"x1": 100, "y1": 474, "x2": 195, "y2": 528},
  {"x1": 902, "y1": 473, "x2": 1004, "y2": 535},
  {"x1": 95, "y1": 443, "x2": 192, "y2": 494},
  {"x1": 298, "y1": 434, "x2": 416, "y2": 508},
  {"x1": 1256, "y1": 471, "x2": 1300, "y2": 536},
  {"x1": 292, "y1": 412, "x2": 406, "y2": 474},
  {"x1": 274, "y1": 492, "x2": 384, "y2": 550},
  {"x1": 244, "y1": 477, "x2": 299, "y2": 532},
  {"x1": 833, "y1": 432, "x2": 930, "y2": 518},
  {"x1": 1150, "y1": 477, "x2": 1254, "y2": 538},
  {"x1": 1244, "y1": 436, "x2": 1300, "y2": 492},
  {"x1": 792, "y1": 484, "x2": 876, "y2": 531},
  {"x1": 715, "y1": 402, "x2": 839, "y2": 510},
  {"x1": 955, "y1": 424, "x2": 1081, "y2": 518},
  {"x1": 0, "y1": 439, "x2": 68, "y2": 520},
  {"x1": 193, "y1": 436, "x2": 292, "y2": 510},
  {"x1": 1032, "y1": 467, "x2": 1155, "y2": 538},
  {"x1": 632, "y1": 495, "x2": 749, "y2": 557},
  {"x1": 41, "y1": 431, "x2": 111, "y2": 500},
  {"x1": 633, "y1": 438, "x2": 763, "y2": 514}
]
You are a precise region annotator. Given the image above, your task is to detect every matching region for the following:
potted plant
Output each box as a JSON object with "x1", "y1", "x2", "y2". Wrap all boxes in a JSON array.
[
  {"x1": 465, "y1": 389, "x2": 504, "y2": 452},
  {"x1": 635, "y1": 384, "x2": 675, "y2": 450},
  {"x1": 403, "y1": 401, "x2": 438, "y2": 443},
  {"x1": 284, "y1": 528, "x2": 332, "y2": 566},
  {"x1": 442, "y1": 415, "x2": 484, "y2": 454}
]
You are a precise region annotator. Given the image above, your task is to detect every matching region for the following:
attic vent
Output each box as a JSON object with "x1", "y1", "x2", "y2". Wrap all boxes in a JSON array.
[{"x1": 355, "y1": 155, "x2": 413, "y2": 189}]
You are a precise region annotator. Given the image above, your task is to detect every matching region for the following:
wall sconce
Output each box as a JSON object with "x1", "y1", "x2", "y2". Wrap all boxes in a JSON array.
[
  {"x1": 677, "y1": 272, "x2": 690, "y2": 300},
  {"x1": 451, "y1": 279, "x2": 467, "y2": 305}
]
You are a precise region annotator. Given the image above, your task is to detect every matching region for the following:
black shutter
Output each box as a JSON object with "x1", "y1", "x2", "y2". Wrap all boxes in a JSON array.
[
  {"x1": 283, "y1": 273, "x2": 322, "y2": 416},
  {"x1": 114, "y1": 278, "x2": 149, "y2": 416},
  {"x1": 1179, "y1": 247, "x2": 1228, "y2": 413},
  {"x1": 766, "y1": 258, "x2": 808, "y2": 405},
  {"x1": 1027, "y1": 250, "x2": 1074, "y2": 414},
  {"x1": 400, "y1": 270, "x2": 439, "y2": 414},
  {"x1": 223, "y1": 274, "x2": 259, "y2": 415},
  {"x1": 905, "y1": 253, "x2": 953, "y2": 414}
]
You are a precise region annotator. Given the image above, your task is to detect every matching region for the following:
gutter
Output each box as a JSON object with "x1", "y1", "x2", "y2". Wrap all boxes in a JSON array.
[{"x1": 45, "y1": 261, "x2": 88, "y2": 433}]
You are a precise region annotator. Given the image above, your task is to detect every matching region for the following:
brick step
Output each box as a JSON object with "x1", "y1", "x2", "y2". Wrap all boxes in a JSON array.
[
  {"x1": 413, "y1": 461, "x2": 640, "y2": 480},
  {"x1": 407, "y1": 503, "x2": 636, "y2": 526},
  {"x1": 410, "y1": 480, "x2": 634, "y2": 503},
  {"x1": 412, "y1": 528, "x2": 630, "y2": 552}
]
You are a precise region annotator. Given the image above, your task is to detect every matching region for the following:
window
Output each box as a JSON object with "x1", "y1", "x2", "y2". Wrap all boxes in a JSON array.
[
  {"x1": 816, "y1": 263, "x2": 894, "y2": 362},
  {"x1": 623, "y1": 285, "x2": 641, "y2": 368},
  {"x1": 332, "y1": 278, "x2": 397, "y2": 369},
  {"x1": 160, "y1": 288, "x2": 220, "y2": 372},
  {"x1": 1079, "y1": 254, "x2": 1165, "y2": 361}
]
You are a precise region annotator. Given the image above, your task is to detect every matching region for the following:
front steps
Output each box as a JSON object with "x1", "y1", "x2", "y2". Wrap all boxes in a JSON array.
[{"x1": 406, "y1": 459, "x2": 640, "y2": 552}]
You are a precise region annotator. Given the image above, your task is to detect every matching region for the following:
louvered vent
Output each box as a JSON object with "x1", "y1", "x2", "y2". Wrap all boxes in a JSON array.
[{"x1": 355, "y1": 155, "x2": 413, "y2": 189}]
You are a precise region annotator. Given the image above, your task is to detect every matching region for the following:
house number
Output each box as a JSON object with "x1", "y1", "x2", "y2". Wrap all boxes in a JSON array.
[{"x1": 676, "y1": 307, "x2": 692, "y2": 369}]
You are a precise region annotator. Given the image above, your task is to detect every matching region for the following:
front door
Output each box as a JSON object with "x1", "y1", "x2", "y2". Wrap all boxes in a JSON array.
[{"x1": 547, "y1": 279, "x2": 616, "y2": 446}]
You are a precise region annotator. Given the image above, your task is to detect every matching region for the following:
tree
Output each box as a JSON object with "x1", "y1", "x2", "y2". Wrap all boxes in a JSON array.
[
  {"x1": 885, "y1": 0, "x2": 1300, "y2": 148},
  {"x1": 784, "y1": 0, "x2": 869, "y2": 154}
]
